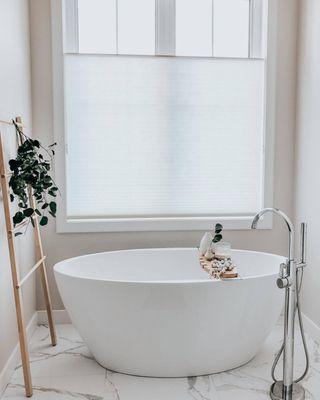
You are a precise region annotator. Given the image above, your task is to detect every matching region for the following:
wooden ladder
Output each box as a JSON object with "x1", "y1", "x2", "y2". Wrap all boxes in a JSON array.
[{"x1": 0, "y1": 116, "x2": 57, "y2": 397}]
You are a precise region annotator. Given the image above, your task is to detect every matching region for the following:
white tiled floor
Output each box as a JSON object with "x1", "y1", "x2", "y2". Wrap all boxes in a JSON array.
[{"x1": 1, "y1": 322, "x2": 320, "y2": 399}]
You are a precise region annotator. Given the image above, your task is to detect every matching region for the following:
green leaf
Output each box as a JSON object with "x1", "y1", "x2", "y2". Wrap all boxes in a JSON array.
[
  {"x1": 10, "y1": 194, "x2": 14, "y2": 202},
  {"x1": 41, "y1": 203, "x2": 49, "y2": 209},
  {"x1": 213, "y1": 234, "x2": 223, "y2": 243},
  {"x1": 49, "y1": 201, "x2": 57, "y2": 214},
  {"x1": 23, "y1": 208, "x2": 34, "y2": 217},
  {"x1": 49, "y1": 211, "x2": 56, "y2": 218},
  {"x1": 48, "y1": 190, "x2": 57, "y2": 197},
  {"x1": 39, "y1": 216, "x2": 48, "y2": 226},
  {"x1": 35, "y1": 209, "x2": 42, "y2": 216},
  {"x1": 13, "y1": 212, "x2": 25, "y2": 225},
  {"x1": 215, "y1": 223, "x2": 223, "y2": 232},
  {"x1": 9, "y1": 159, "x2": 19, "y2": 171},
  {"x1": 15, "y1": 232, "x2": 23, "y2": 237}
]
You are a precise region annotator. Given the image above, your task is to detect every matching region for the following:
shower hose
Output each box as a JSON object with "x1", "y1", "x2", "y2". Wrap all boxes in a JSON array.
[{"x1": 271, "y1": 268, "x2": 309, "y2": 384}]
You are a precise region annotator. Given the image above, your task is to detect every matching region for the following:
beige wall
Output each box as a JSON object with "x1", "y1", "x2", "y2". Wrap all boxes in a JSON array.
[
  {"x1": 29, "y1": 0, "x2": 298, "y2": 310},
  {"x1": 295, "y1": 0, "x2": 320, "y2": 327},
  {"x1": 0, "y1": 0, "x2": 35, "y2": 375}
]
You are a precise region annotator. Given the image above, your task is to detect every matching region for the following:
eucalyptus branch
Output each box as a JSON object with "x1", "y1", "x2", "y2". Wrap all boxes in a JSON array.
[{"x1": 212, "y1": 223, "x2": 223, "y2": 244}]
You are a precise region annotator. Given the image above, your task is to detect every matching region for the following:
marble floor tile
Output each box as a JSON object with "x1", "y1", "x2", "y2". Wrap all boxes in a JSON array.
[
  {"x1": 1, "y1": 322, "x2": 319, "y2": 400},
  {"x1": 9, "y1": 374, "x2": 113, "y2": 398},
  {"x1": 11, "y1": 325, "x2": 104, "y2": 382},
  {"x1": 3, "y1": 383, "x2": 114, "y2": 400},
  {"x1": 105, "y1": 371, "x2": 219, "y2": 400}
]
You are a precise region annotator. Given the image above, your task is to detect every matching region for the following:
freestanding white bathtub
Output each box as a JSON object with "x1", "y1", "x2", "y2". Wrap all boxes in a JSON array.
[{"x1": 54, "y1": 248, "x2": 284, "y2": 377}]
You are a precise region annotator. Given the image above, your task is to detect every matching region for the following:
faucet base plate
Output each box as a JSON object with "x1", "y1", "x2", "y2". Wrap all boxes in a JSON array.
[{"x1": 270, "y1": 381, "x2": 305, "y2": 400}]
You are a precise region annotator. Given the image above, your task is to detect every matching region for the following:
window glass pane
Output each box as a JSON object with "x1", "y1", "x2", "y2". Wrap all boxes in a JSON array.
[
  {"x1": 78, "y1": 0, "x2": 117, "y2": 54},
  {"x1": 118, "y1": 0, "x2": 155, "y2": 55},
  {"x1": 65, "y1": 55, "x2": 264, "y2": 218},
  {"x1": 175, "y1": 0, "x2": 213, "y2": 57},
  {"x1": 213, "y1": 0, "x2": 250, "y2": 58}
]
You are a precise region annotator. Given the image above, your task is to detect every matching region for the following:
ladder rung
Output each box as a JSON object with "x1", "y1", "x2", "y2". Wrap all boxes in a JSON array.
[
  {"x1": 16, "y1": 256, "x2": 46, "y2": 289},
  {"x1": 10, "y1": 216, "x2": 36, "y2": 234},
  {"x1": 1, "y1": 173, "x2": 12, "y2": 179},
  {"x1": 0, "y1": 119, "x2": 25, "y2": 128},
  {"x1": 10, "y1": 219, "x2": 29, "y2": 233}
]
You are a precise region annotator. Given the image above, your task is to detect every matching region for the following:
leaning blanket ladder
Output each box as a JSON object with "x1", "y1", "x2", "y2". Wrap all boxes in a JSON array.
[{"x1": 0, "y1": 116, "x2": 57, "y2": 397}]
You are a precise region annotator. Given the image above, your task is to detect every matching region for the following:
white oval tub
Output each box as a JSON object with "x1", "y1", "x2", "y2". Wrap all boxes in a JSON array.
[{"x1": 54, "y1": 248, "x2": 284, "y2": 377}]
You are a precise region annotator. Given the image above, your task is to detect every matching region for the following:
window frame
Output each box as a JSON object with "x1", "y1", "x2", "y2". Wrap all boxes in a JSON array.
[
  {"x1": 51, "y1": 0, "x2": 277, "y2": 233},
  {"x1": 64, "y1": 0, "x2": 265, "y2": 58}
]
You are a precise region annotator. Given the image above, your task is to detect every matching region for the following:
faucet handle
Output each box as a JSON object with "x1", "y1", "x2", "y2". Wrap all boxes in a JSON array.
[
  {"x1": 277, "y1": 262, "x2": 291, "y2": 289},
  {"x1": 279, "y1": 262, "x2": 288, "y2": 279}
]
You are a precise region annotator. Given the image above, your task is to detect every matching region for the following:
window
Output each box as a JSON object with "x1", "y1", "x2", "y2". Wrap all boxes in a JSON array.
[
  {"x1": 52, "y1": 0, "x2": 275, "y2": 232},
  {"x1": 65, "y1": 0, "x2": 265, "y2": 58}
]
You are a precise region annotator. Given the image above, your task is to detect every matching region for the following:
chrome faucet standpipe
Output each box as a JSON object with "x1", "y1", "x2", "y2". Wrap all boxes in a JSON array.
[{"x1": 251, "y1": 208, "x2": 308, "y2": 400}]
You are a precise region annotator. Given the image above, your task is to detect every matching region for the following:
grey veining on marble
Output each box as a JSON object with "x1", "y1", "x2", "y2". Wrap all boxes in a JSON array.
[{"x1": 1, "y1": 322, "x2": 319, "y2": 400}]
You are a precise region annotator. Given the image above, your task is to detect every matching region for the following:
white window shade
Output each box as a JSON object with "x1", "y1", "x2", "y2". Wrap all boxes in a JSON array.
[{"x1": 64, "y1": 55, "x2": 265, "y2": 219}]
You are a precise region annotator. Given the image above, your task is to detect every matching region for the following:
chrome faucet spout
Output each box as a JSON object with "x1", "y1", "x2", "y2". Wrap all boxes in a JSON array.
[
  {"x1": 251, "y1": 207, "x2": 294, "y2": 232},
  {"x1": 251, "y1": 208, "x2": 294, "y2": 261}
]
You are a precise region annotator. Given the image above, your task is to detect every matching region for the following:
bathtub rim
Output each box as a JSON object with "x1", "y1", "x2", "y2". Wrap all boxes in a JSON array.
[{"x1": 53, "y1": 247, "x2": 285, "y2": 284}]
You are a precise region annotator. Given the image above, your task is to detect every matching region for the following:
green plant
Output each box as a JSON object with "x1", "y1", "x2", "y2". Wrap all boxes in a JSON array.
[
  {"x1": 8, "y1": 121, "x2": 58, "y2": 235},
  {"x1": 212, "y1": 223, "x2": 223, "y2": 243}
]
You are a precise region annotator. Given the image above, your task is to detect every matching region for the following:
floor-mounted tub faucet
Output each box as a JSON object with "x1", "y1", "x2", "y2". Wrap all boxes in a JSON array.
[{"x1": 251, "y1": 208, "x2": 308, "y2": 400}]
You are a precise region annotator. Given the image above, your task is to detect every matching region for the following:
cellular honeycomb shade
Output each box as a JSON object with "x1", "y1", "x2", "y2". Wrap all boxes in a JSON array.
[{"x1": 64, "y1": 55, "x2": 265, "y2": 218}]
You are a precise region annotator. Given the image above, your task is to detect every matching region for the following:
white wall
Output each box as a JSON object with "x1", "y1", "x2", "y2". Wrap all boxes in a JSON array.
[
  {"x1": 295, "y1": 0, "x2": 320, "y2": 328},
  {"x1": 0, "y1": 0, "x2": 35, "y2": 376},
  {"x1": 29, "y1": 0, "x2": 298, "y2": 310}
]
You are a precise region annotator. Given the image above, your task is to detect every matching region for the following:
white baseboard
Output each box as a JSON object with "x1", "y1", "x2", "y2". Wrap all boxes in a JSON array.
[
  {"x1": 37, "y1": 309, "x2": 70, "y2": 324},
  {"x1": 0, "y1": 312, "x2": 38, "y2": 397},
  {"x1": 302, "y1": 313, "x2": 320, "y2": 343}
]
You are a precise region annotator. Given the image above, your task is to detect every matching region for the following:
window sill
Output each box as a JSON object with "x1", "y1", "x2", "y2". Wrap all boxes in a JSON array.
[{"x1": 56, "y1": 215, "x2": 272, "y2": 233}]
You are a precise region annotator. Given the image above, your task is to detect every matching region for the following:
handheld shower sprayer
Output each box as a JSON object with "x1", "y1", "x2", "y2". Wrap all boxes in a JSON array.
[
  {"x1": 300, "y1": 222, "x2": 307, "y2": 265},
  {"x1": 251, "y1": 208, "x2": 309, "y2": 400}
]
